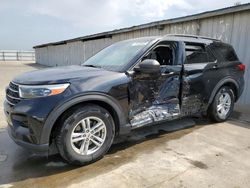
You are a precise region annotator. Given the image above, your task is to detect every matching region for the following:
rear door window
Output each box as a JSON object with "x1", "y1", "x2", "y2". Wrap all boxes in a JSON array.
[
  {"x1": 185, "y1": 43, "x2": 208, "y2": 64},
  {"x1": 185, "y1": 43, "x2": 216, "y2": 64}
]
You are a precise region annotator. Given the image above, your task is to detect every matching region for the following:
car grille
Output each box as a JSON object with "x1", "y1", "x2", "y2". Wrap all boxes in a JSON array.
[{"x1": 6, "y1": 82, "x2": 22, "y2": 106}]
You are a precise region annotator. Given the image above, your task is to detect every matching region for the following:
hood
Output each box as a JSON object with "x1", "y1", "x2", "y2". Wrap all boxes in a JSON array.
[{"x1": 13, "y1": 65, "x2": 120, "y2": 85}]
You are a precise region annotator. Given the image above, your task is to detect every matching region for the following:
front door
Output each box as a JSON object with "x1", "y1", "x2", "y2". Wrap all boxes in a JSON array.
[{"x1": 129, "y1": 41, "x2": 184, "y2": 128}]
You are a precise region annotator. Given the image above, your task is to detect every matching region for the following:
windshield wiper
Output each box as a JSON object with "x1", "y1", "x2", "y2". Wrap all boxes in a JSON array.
[{"x1": 83, "y1": 64, "x2": 102, "y2": 68}]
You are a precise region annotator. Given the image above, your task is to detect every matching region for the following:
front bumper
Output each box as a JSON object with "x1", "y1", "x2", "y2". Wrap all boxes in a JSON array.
[
  {"x1": 8, "y1": 125, "x2": 49, "y2": 152},
  {"x1": 3, "y1": 94, "x2": 63, "y2": 152}
]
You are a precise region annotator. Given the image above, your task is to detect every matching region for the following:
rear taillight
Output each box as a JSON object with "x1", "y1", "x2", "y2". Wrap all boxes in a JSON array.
[{"x1": 237, "y1": 64, "x2": 246, "y2": 71}]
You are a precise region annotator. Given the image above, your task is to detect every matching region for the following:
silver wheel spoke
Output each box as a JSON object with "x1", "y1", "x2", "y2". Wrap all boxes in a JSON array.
[
  {"x1": 90, "y1": 138, "x2": 101, "y2": 147},
  {"x1": 83, "y1": 140, "x2": 90, "y2": 154},
  {"x1": 81, "y1": 120, "x2": 87, "y2": 131},
  {"x1": 223, "y1": 94, "x2": 230, "y2": 103},
  {"x1": 80, "y1": 139, "x2": 89, "y2": 155},
  {"x1": 81, "y1": 118, "x2": 91, "y2": 130},
  {"x1": 92, "y1": 134, "x2": 104, "y2": 143},
  {"x1": 85, "y1": 118, "x2": 91, "y2": 130},
  {"x1": 71, "y1": 133, "x2": 85, "y2": 142},
  {"x1": 72, "y1": 137, "x2": 85, "y2": 143},
  {"x1": 217, "y1": 104, "x2": 223, "y2": 111},
  {"x1": 219, "y1": 95, "x2": 224, "y2": 103},
  {"x1": 91, "y1": 122, "x2": 105, "y2": 134},
  {"x1": 79, "y1": 140, "x2": 85, "y2": 153},
  {"x1": 72, "y1": 132, "x2": 85, "y2": 137},
  {"x1": 221, "y1": 107, "x2": 226, "y2": 114}
]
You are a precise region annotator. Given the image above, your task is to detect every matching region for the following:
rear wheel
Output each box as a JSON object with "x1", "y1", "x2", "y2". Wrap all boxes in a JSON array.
[
  {"x1": 208, "y1": 86, "x2": 235, "y2": 122},
  {"x1": 56, "y1": 104, "x2": 115, "y2": 165}
]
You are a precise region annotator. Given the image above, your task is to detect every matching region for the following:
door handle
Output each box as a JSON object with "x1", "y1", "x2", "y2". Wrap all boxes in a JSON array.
[
  {"x1": 212, "y1": 65, "x2": 218, "y2": 69},
  {"x1": 162, "y1": 71, "x2": 174, "y2": 76}
]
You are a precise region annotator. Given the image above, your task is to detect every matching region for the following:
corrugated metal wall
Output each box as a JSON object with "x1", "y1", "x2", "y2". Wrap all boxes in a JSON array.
[{"x1": 35, "y1": 10, "x2": 250, "y2": 104}]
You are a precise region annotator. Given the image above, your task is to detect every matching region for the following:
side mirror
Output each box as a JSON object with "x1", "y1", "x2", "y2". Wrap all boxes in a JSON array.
[{"x1": 135, "y1": 59, "x2": 160, "y2": 74}]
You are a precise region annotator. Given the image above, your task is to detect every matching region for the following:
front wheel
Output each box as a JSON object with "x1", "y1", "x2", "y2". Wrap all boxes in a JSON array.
[
  {"x1": 56, "y1": 104, "x2": 115, "y2": 165},
  {"x1": 208, "y1": 86, "x2": 235, "y2": 122}
]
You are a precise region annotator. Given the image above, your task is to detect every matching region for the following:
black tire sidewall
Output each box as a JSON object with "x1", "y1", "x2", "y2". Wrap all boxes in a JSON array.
[{"x1": 57, "y1": 105, "x2": 115, "y2": 165}]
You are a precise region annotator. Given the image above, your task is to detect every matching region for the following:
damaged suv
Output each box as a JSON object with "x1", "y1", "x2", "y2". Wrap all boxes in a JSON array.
[{"x1": 4, "y1": 35, "x2": 245, "y2": 165}]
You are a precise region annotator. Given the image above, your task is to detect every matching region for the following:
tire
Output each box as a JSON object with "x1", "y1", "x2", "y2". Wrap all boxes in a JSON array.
[
  {"x1": 208, "y1": 86, "x2": 235, "y2": 122},
  {"x1": 56, "y1": 104, "x2": 115, "y2": 165}
]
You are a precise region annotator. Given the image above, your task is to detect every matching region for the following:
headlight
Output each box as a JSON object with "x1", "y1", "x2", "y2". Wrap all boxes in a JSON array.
[{"x1": 19, "y1": 83, "x2": 70, "y2": 99}]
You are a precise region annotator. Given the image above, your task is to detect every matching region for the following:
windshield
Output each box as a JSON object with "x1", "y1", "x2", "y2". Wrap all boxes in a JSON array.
[{"x1": 82, "y1": 38, "x2": 154, "y2": 72}]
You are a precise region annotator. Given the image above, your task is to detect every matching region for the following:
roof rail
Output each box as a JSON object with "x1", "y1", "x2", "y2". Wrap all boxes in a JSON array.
[{"x1": 165, "y1": 34, "x2": 221, "y2": 41}]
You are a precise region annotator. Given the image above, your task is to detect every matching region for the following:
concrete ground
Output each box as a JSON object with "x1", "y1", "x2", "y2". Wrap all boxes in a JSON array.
[{"x1": 0, "y1": 61, "x2": 250, "y2": 188}]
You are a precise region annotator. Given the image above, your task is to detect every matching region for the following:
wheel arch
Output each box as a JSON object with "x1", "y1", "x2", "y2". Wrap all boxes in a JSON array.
[
  {"x1": 40, "y1": 93, "x2": 128, "y2": 145},
  {"x1": 208, "y1": 78, "x2": 239, "y2": 106}
]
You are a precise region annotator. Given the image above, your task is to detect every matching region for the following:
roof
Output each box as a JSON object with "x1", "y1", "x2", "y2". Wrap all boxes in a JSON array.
[
  {"x1": 34, "y1": 3, "x2": 250, "y2": 49},
  {"x1": 163, "y1": 34, "x2": 221, "y2": 43}
]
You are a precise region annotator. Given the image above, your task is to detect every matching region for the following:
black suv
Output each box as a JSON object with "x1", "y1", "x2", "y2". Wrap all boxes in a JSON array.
[{"x1": 4, "y1": 35, "x2": 245, "y2": 165}]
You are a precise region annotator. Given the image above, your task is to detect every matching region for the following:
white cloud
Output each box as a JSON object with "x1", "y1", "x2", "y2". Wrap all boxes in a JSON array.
[
  {"x1": 24, "y1": 0, "x2": 250, "y2": 30},
  {"x1": 116, "y1": 0, "x2": 193, "y2": 19},
  {"x1": 28, "y1": 0, "x2": 122, "y2": 29},
  {"x1": 27, "y1": 0, "x2": 195, "y2": 29},
  {"x1": 27, "y1": 0, "x2": 246, "y2": 30}
]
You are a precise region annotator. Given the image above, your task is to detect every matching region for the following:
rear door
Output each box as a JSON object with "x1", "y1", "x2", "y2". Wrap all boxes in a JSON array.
[
  {"x1": 181, "y1": 42, "x2": 217, "y2": 115},
  {"x1": 128, "y1": 41, "x2": 185, "y2": 128}
]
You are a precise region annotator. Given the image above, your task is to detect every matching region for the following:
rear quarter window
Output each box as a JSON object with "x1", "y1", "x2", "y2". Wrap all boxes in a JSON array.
[{"x1": 209, "y1": 43, "x2": 238, "y2": 62}]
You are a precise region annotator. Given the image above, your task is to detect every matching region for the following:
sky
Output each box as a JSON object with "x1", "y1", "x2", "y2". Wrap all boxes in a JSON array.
[{"x1": 0, "y1": 0, "x2": 249, "y2": 50}]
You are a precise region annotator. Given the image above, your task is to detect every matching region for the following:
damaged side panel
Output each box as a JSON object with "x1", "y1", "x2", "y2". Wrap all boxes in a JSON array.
[
  {"x1": 129, "y1": 73, "x2": 181, "y2": 128},
  {"x1": 128, "y1": 41, "x2": 185, "y2": 128},
  {"x1": 130, "y1": 103, "x2": 180, "y2": 128}
]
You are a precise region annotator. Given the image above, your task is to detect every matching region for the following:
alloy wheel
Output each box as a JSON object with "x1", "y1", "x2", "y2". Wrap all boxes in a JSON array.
[
  {"x1": 70, "y1": 116, "x2": 107, "y2": 155},
  {"x1": 217, "y1": 92, "x2": 232, "y2": 119}
]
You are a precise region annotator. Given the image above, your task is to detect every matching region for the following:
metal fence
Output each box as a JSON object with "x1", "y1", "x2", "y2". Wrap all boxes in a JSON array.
[{"x1": 0, "y1": 50, "x2": 35, "y2": 61}]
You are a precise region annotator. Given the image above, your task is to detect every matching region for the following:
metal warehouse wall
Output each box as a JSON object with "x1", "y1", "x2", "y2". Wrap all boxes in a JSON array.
[{"x1": 35, "y1": 9, "x2": 250, "y2": 105}]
